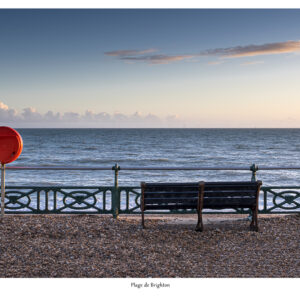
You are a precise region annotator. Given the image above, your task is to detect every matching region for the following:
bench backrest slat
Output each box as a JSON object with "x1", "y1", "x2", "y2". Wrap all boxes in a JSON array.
[
  {"x1": 145, "y1": 199, "x2": 198, "y2": 207},
  {"x1": 144, "y1": 204, "x2": 197, "y2": 210}
]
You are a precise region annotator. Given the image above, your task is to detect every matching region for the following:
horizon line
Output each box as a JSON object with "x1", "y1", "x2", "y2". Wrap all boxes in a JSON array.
[{"x1": 12, "y1": 127, "x2": 300, "y2": 130}]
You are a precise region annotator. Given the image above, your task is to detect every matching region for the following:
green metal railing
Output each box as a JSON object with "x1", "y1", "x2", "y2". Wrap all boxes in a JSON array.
[{"x1": 1, "y1": 163, "x2": 300, "y2": 217}]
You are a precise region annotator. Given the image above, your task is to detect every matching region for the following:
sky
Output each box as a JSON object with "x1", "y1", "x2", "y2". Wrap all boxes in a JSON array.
[{"x1": 1, "y1": 9, "x2": 300, "y2": 127}]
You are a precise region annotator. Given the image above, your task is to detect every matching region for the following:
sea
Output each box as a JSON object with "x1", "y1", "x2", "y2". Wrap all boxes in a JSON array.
[{"x1": 4, "y1": 128, "x2": 300, "y2": 187}]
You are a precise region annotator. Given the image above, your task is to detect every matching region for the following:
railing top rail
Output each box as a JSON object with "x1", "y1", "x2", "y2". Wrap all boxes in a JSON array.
[
  {"x1": 4, "y1": 165, "x2": 300, "y2": 171},
  {"x1": 5, "y1": 166, "x2": 113, "y2": 170}
]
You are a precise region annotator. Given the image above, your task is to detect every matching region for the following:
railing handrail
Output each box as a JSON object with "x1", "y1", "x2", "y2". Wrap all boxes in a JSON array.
[
  {"x1": 5, "y1": 165, "x2": 300, "y2": 171},
  {"x1": 5, "y1": 166, "x2": 113, "y2": 170}
]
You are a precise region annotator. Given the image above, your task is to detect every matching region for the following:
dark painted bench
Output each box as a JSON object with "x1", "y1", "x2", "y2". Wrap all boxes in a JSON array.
[
  {"x1": 140, "y1": 181, "x2": 262, "y2": 232},
  {"x1": 199, "y1": 181, "x2": 262, "y2": 232},
  {"x1": 140, "y1": 182, "x2": 205, "y2": 230}
]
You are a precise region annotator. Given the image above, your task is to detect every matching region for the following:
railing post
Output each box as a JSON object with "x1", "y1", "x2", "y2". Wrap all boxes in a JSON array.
[
  {"x1": 248, "y1": 164, "x2": 259, "y2": 220},
  {"x1": 112, "y1": 163, "x2": 120, "y2": 219},
  {"x1": 250, "y1": 164, "x2": 258, "y2": 182},
  {"x1": 1, "y1": 163, "x2": 5, "y2": 218}
]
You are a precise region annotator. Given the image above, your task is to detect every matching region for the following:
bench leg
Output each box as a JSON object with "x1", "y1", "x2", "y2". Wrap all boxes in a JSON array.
[
  {"x1": 195, "y1": 209, "x2": 203, "y2": 232},
  {"x1": 250, "y1": 208, "x2": 254, "y2": 230},
  {"x1": 250, "y1": 208, "x2": 258, "y2": 232},
  {"x1": 195, "y1": 223, "x2": 203, "y2": 232},
  {"x1": 254, "y1": 208, "x2": 258, "y2": 232},
  {"x1": 142, "y1": 209, "x2": 145, "y2": 229}
]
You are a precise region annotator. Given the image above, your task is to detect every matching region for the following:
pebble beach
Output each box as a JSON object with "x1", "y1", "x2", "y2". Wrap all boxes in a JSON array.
[{"x1": 0, "y1": 214, "x2": 299, "y2": 278}]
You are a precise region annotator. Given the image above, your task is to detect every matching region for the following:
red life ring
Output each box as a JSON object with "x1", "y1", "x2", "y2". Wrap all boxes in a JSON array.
[{"x1": 0, "y1": 126, "x2": 23, "y2": 164}]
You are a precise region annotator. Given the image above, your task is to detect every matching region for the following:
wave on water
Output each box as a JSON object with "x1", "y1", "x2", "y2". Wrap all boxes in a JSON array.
[
  {"x1": 76, "y1": 158, "x2": 170, "y2": 164},
  {"x1": 146, "y1": 158, "x2": 169, "y2": 162},
  {"x1": 82, "y1": 146, "x2": 98, "y2": 151}
]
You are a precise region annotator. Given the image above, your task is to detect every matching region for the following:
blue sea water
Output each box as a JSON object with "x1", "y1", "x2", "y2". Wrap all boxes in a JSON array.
[{"x1": 4, "y1": 128, "x2": 300, "y2": 186}]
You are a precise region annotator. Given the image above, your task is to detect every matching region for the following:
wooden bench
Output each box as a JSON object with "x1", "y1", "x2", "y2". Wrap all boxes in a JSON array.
[
  {"x1": 141, "y1": 181, "x2": 262, "y2": 232},
  {"x1": 199, "y1": 181, "x2": 262, "y2": 232},
  {"x1": 141, "y1": 182, "x2": 205, "y2": 230}
]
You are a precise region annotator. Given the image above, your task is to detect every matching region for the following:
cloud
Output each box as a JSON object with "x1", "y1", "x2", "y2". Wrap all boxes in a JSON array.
[
  {"x1": 21, "y1": 107, "x2": 43, "y2": 121},
  {"x1": 44, "y1": 110, "x2": 61, "y2": 121},
  {"x1": 0, "y1": 101, "x2": 19, "y2": 121},
  {"x1": 105, "y1": 48, "x2": 194, "y2": 64},
  {"x1": 120, "y1": 54, "x2": 195, "y2": 64},
  {"x1": 0, "y1": 102, "x2": 9, "y2": 110},
  {"x1": 0, "y1": 101, "x2": 181, "y2": 128},
  {"x1": 104, "y1": 49, "x2": 157, "y2": 56},
  {"x1": 82, "y1": 110, "x2": 110, "y2": 122},
  {"x1": 62, "y1": 112, "x2": 80, "y2": 122},
  {"x1": 200, "y1": 40, "x2": 300, "y2": 58},
  {"x1": 113, "y1": 112, "x2": 128, "y2": 121},
  {"x1": 105, "y1": 40, "x2": 300, "y2": 65}
]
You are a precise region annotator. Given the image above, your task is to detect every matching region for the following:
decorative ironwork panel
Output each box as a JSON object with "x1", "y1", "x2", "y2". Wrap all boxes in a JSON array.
[
  {"x1": 3, "y1": 186, "x2": 113, "y2": 214},
  {"x1": 119, "y1": 186, "x2": 141, "y2": 213},
  {"x1": 260, "y1": 186, "x2": 300, "y2": 213}
]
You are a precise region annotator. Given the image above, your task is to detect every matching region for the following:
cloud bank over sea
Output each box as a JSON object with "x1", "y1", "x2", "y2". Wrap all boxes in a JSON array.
[{"x1": 0, "y1": 101, "x2": 182, "y2": 128}]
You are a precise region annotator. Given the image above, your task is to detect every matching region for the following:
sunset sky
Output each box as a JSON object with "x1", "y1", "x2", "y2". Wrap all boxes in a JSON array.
[{"x1": 1, "y1": 9, "x2": 300, "y2": 127}]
